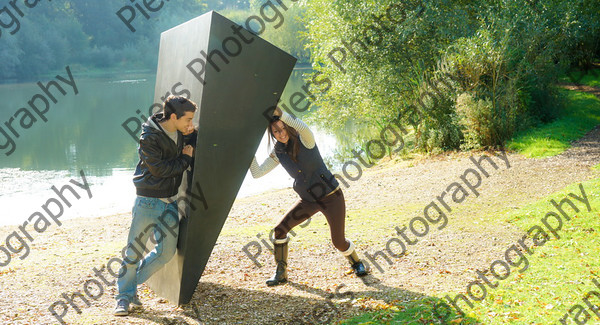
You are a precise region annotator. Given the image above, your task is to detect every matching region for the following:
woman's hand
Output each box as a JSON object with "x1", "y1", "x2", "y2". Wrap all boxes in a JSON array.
[{"x1": 273, "y1": 106, "x2": 282, "y2": 117}]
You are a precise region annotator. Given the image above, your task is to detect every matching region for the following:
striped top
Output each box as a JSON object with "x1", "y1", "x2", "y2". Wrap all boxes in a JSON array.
[{"x1": 250, "y1": 112, "x2": 315, "y2": 178}]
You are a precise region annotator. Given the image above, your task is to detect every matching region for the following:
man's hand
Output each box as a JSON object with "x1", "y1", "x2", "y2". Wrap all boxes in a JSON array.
[{"x1": 183, "y1": 145, "x2": 194, "y2": 157}]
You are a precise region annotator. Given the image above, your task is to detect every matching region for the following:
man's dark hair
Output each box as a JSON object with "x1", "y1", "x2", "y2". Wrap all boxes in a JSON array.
[{"x1": 161, "y1": 96, "x2": 197, "y2": 121}]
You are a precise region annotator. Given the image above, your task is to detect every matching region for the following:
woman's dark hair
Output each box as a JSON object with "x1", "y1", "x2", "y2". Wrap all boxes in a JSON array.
[
  {"x1": 268, "y1": 115, "x2": 300, "y2": 162},
  {"x1": 158, "y1": 95, "x2": 197, "y2": 122}
]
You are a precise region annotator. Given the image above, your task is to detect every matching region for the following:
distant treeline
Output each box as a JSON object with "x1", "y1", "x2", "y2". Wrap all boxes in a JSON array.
[{"x1": 0, "y1": 0, "x2": 309, "y2": 81}]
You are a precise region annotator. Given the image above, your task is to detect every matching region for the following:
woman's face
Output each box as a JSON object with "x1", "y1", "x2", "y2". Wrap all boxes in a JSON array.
[{"x1": 271, "y1": 120, "x2": 289, "y2": 144}]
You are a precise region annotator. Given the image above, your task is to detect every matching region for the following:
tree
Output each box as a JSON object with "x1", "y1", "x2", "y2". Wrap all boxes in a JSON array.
[{"x1": 303, "y1": 0, "x2": 600, "y2": 151}]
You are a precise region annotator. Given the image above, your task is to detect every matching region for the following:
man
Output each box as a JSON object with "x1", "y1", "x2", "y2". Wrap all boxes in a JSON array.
[{"x1": 114, "y1": 95, "x2": 197, "y2": 316}]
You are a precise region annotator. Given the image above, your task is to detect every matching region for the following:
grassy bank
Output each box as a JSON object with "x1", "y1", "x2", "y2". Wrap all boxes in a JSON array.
[
  {"x1": 438, "y1": 177, "x2": 600, "y2": 324},
  {"x1": 338, "y1": 177, "x2": 600, "y2": 324},
  {"x1": 508, "y1": 70, "x2": 600, "y2": 158},
  {"x1": 559, "y1": 68, "x2": 600, "y2": 88}
]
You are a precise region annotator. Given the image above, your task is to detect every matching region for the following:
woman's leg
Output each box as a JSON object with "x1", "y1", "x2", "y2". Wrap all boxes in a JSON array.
[
  {"x1": 273, "y1": 199, "x2": 320, "y2": 239},
  {"x1": 318, "y1": 189, "x2": 350, "y2": 251},
  {"x1": 267, "y1": 199, "x2": 320, "y2": 286},
  {"x1": 319, "y1": 189, "x2": 367, "y2": 276}
]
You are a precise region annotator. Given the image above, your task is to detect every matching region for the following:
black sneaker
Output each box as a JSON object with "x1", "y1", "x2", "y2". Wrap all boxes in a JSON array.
[
  {"x1": 130, "y1": 295, "x2": 142, "y2": 308},
  {"x1": 352, "y1": 262, "x2": 368, "y2": 276},
  {"x1": 114, "y1": 299, "x2": 130, "y2": 316}
]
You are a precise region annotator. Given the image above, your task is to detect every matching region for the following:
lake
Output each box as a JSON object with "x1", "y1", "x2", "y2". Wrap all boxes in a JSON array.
[{"x1": 0, "y1": 69, "x2": 345, "y2": 226}]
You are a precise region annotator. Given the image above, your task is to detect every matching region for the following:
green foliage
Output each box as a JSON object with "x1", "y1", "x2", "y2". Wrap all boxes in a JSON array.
[
  {"x1": 560, "y1": 68, "x2": 600, "y2": 88},
  {"x1": 0, "y1": 36, "x2": 21, "y2": 78},
  {"x1": 223, "y1": 4, "x2": 310, "y2": 63},
  {"x1": 304, "y1": 0, "x2": 476, "y2": 133},
  {"x1": 444, "y1": 28, "x2": 529, "y2": 149},
  {"x1": 303, "y1": 0, "x2": 600, "y2": 153},
  {"x1": 0, "y1": 0, "x2": 311, "y2": 80}
]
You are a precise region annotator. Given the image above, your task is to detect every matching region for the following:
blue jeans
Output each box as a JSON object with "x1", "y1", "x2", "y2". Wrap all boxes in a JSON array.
[{"x1": 116, "y1": 196, "x2": 179, "y2": 301}]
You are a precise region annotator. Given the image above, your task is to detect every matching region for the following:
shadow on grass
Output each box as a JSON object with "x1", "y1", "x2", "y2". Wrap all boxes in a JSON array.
[{"x1": 128, "y1": 275, "x2": 482, "y2": 325}]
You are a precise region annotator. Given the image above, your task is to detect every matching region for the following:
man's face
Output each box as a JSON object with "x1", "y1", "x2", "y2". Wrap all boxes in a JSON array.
[
  {"x1": 173, "y1": 111, "x2": 195, "y2": 133},
  {"x1": 182, "y1": 124, "x2": 196, "y2": 135}
]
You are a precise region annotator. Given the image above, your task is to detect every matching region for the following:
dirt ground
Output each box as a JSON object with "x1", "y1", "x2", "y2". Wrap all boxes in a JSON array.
[{"x1": 1, "y1": 98, "x2": 600, "y2": 325}]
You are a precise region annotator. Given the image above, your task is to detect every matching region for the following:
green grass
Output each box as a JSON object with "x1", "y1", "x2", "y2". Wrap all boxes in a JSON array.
[
  {"x1": 579, "y1": 73, "x2": 600, "y2": 87},
  {"x1": 507, "y1": 89, "x2": 600, "y2": 158},
  {"x1": 449, "y1": 178, "x2": 600, "y2": 324},
  {"x1": 338, "y1": 177, "x2": 600, "y2": 324},
  {"x1": 340, "y1": 297, "x2": 480, "y2": 324},
  {"x1": 559, "y1": 68, "x2": 600, "y2": 87}
]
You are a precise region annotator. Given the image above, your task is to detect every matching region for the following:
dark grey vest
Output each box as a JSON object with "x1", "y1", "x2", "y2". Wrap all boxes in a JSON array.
[{"x1": 275, "y1": 138, "x2": 339, "y2": 202}]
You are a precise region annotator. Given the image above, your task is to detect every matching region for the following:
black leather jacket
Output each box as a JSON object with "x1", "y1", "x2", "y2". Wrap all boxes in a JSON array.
[{"x1": 133, "y1": 113, "x2": 193, "y2": 198}]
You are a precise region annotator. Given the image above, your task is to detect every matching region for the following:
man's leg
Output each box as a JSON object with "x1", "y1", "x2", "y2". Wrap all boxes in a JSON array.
[
  {"x1": 136, "y1": 201, "x2": 179, "y2": 284},
  {"x1": 116, "y1": 197, "x2": 161, "y2": 302}
]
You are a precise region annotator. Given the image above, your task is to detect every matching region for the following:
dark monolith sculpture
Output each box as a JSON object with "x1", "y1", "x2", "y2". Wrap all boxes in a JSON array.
[{"x1": 145, "y1": 11, "x2": 296, "y2": 305}]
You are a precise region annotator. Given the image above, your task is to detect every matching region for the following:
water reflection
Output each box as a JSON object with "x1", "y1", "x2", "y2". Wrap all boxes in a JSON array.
[
  {"x1": 0, "y1": 69, "x2": 321, "y2": 173},
  {"x1": 0, "y1": 73, "x2": 150, "y2": 173},
  {"x1": 0, "y1": 69, "x2": 346, "y2": 226}
]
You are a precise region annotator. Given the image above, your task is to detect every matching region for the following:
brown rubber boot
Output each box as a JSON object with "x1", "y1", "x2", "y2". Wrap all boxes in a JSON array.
[{"x1": 266, "y1": 236, "x2": 289, "y2": 286}]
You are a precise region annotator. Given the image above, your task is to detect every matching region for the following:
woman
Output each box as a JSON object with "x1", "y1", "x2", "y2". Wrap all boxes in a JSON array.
[{"x1": 250, "y1": 107, "x2": 368, "y2": 286}]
